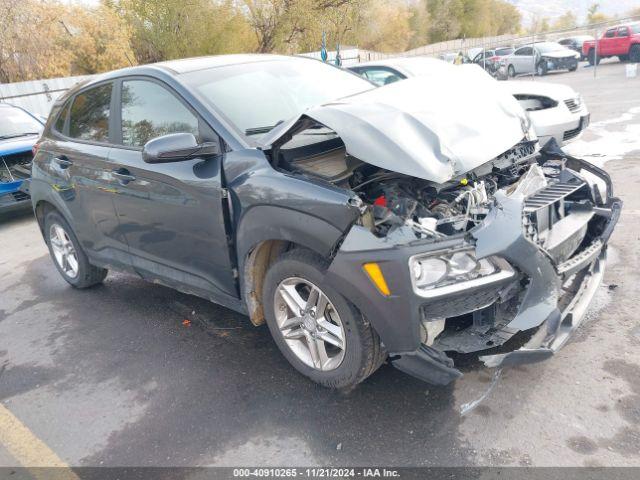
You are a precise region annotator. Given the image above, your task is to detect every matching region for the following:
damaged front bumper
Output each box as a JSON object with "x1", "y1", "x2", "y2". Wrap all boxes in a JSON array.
[{"x1": 325, "y1": 153, "x2": 621, "y2": 385}]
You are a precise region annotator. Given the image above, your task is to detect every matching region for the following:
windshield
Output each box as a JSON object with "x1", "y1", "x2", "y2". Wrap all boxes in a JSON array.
[
  {"x1": 182, "y1": 58, "x2": 373, "y2": 140},
  {"x1": 0, "y1": 106, "x2": 43, "y2": 139},
  {"x1": 535, "y1": 42, "x2": 565, "y2": 53}
]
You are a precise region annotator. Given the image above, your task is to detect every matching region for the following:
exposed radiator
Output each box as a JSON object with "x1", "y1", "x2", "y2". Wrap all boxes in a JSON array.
[{"x1": 523, "y1": 181, "x2": 585, "y2": 213}]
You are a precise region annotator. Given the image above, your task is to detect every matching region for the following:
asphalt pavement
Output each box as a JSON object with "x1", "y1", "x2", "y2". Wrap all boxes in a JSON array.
[{"x1": 0, "y1": 58, "x2": 639, "y2": 468}]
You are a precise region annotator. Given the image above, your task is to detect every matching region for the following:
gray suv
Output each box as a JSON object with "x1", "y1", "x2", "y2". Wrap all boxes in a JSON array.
[{"x1": 29, "y1": 55, "x2": 620, "y2": 388}]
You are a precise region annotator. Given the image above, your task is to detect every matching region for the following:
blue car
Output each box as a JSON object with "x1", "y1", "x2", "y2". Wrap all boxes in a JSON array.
[{"x1": 0, "y1": 104, "x2": 44, "y2": 213}]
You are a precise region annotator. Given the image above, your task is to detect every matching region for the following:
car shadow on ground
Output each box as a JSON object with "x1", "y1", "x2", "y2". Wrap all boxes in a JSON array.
[{"x1": 1, "y1": 251, "x2": 474, "y2": 467}]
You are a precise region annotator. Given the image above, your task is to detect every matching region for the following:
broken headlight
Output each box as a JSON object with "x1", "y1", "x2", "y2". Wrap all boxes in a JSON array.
[{"x1": 409, "y1": 250, "x2": 515, "y2": 298}]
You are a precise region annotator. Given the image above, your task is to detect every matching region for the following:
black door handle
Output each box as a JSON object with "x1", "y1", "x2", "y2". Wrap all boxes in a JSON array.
[
  {"x1": 53, "y1": 156, "x2": 73, "y2": 169},
  {"x1": 112, "y1": 168, "x2": 136, "y2": 183}
]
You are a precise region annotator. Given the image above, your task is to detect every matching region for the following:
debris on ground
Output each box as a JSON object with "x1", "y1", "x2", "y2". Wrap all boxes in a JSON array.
[
  {"x1": 460, "y1": 368, "x2": 503, "y2": 416},
  {"x1": 182, "y1": 319, "x2": 191, "y2": 327},
  {"x1": 608, "y1": 284, "x2": 618, "y2": 291}
]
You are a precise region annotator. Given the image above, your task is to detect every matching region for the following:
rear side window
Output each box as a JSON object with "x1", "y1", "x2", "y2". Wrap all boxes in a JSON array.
[
  {"x1": 121, "y1": 80, "x2": 199, "y2": 147},
  {"x1": 618, "y1": 27, "x2": 629, "y2": 37},
  {"x1": 69, "y1": 84, "x2": 112, "y2": 142}
]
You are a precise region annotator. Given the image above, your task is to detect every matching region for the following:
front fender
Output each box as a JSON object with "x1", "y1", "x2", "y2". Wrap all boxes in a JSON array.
[{"x1": 235, "y1": 205, "x2": 345, "y2": 275}]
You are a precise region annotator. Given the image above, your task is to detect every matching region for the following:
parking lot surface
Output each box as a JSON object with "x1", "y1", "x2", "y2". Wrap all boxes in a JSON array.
[{"x1": 1, "y1": 59, "x2": 639, "y2": 468}]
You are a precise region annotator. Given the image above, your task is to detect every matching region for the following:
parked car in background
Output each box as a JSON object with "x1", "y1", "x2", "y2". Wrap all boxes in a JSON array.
[
  {"x1": 348, "y1": 57, "x2": 589, "y2": 146},
  {"x1": 31, "y1": 55, "x2": 619, "y2": 389},
  {"x1": 472, "y1": 46, "x2": 514, "y2": 75},
  {"x1": 503, "y1": 42, "x2": 580, "y2": 77},
  {"x1": 500, "y1": 81, "x2": 589, "y2": 146},
  {"x1": 1, "y1": 104, "x2": 44, "y2": 214},
  {"x1": 558, "y1": 35, "x2": 594, "y2": 60},
  {"x1": 582, "y1": 23, "x2": 640, "y2": 65}
]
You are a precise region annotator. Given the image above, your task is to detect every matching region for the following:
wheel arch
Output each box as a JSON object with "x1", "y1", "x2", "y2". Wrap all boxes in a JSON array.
[
  {"x1": 35, "y1": 200, "x2": 63, "y2": 237},
  {"x1": 236, "y1": 205, "x2": 348, "y2": 326}
]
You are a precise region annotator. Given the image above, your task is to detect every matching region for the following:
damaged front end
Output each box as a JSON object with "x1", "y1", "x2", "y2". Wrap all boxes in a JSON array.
[
  {"x1": 334, "y1": 143, "x2": 619, "y2": 385},
  {"x1": 259, "y1": 76, "x2": 620, "y2": 385}
]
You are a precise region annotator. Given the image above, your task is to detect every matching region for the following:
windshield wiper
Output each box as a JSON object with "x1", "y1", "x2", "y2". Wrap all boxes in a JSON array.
[
  {"x1": 245, "y1": 120, "x2": 284, "y2": 136},
  {"x1": 0, "y1": 132, "x2": 40, "y2": 140}
]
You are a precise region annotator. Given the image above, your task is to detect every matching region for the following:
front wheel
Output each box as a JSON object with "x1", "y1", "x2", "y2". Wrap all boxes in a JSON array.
[
  {"x1": 44, "y1": 211, "x2": 108, "y2": 288},
  {"x1": 536, "y1": 61, "x2": 548, "y2": 76},
  {"x1": 507, "y1": 65, "x2": 516, "y2": 78},
  {"x1": 262, "y1": 249, "x2": 385, "y2": 389}
]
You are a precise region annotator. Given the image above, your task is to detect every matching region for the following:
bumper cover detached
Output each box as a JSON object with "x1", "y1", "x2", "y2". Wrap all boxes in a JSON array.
[
  {"x1": 326, "y1": 154, "x2": 621, "y2": 386},
  {"x1": 480, "y1": 249, "x2": 606, "y2": 368}
]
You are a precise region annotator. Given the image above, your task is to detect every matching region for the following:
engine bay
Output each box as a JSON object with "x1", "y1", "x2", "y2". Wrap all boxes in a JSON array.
[{"x1": 273, "y1": 125, "x2": 570, "y2": 242}]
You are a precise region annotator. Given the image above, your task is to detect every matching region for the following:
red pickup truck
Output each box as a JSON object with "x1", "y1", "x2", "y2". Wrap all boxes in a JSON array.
[{"x1": 582, "y1": 23, "x2": 640, "y2": 65}]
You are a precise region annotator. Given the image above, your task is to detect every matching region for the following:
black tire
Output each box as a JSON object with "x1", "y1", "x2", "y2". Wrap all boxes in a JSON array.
[
  {"x1": 618, "y1": 55, "x2": 629, "y2": 62},
  {"x1": 507, "y1": 65, "x2": 516, "y2": 78},
  {"x1": 587, "y1": 49, "x2": 600, "y2": 66},
  {"x1": 536, "y1": 61, "x2": 548, "y2": 76},
  {"x1": 569, "y1": 64, "x2": 578, "y2": 72},
  {"x1": 44, "y1": 210, "x2": 108, "y2": 288},
  {"x1": 262, "y1": 248, "x2": 385, "y2": 389},
  {"x1": 629, "y1": 45, "x2": 640, "y2": 63}
]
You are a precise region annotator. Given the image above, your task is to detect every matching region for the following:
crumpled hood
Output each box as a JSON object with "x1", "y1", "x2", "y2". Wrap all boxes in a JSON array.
[
  {"x1": 540, "y1": 50, "x2": 578, "y2": 59},
  {"x1": 260, "y1": 66, "x2": 531, "y2": 183}
]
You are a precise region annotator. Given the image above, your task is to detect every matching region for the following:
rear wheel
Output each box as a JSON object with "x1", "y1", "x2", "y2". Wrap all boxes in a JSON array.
[
  {"x1": 507, "y1": 65, "x2": 516, "y2": 78},
  {"x1": 262, "y1": 249, "x2": 385, "y2": 389},
  {"x1": 44, "y1": 211, "x2": 108, "y2": 288},
  {"x1": 618, "y1": 54, "x2": 629, "y2": 62},
  {"x1": 629, "y1": 45, "x2": 640, "y2": 63}
]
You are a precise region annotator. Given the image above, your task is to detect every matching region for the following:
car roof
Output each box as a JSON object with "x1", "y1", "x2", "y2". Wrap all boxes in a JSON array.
[
  {"x1": 69, "y1": 54, "x2": 314, "y2": 93},
  {"x1": 154, "y1": 54, "x2": 295, "y2": 74}
]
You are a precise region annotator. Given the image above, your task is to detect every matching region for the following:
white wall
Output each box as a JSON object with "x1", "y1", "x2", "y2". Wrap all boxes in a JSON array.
[{"x1": 0, "y1": 75, "x2": 90, "y2": 118}]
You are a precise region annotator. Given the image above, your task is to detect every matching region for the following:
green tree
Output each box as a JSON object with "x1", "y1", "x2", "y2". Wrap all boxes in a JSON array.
[
  {"x1": 552, "y1": 11, "x2": 577, "y2": 30},
  {"x1": 529, "y1": 15, "x2": 550, "y2": 33},
  {"x1": 357, "y1": 0, "x2": 413, "y2": 52},
  {"x1": 423, "y1": 0, "x2": 521, "y2": 43},
  {"x1": 109, "y1": 0, "x2": 256, "y2": 63},
  {"x1": 586, "y1": 3, "x2": 609, "y2": 25}
]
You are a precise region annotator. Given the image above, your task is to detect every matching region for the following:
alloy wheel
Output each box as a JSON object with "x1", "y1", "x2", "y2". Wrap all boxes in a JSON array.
[
  {"x1": 49, "y1": 223, "x2": 79, "y2": 278},
  {"x1": 274, "y1": 277, "x2": 346, "y2": 371}
]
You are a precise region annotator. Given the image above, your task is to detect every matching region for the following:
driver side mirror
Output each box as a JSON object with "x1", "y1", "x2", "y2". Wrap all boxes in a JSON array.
[{"x1": 142, "y1": 133, "x2": 220, "y2": 164}]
